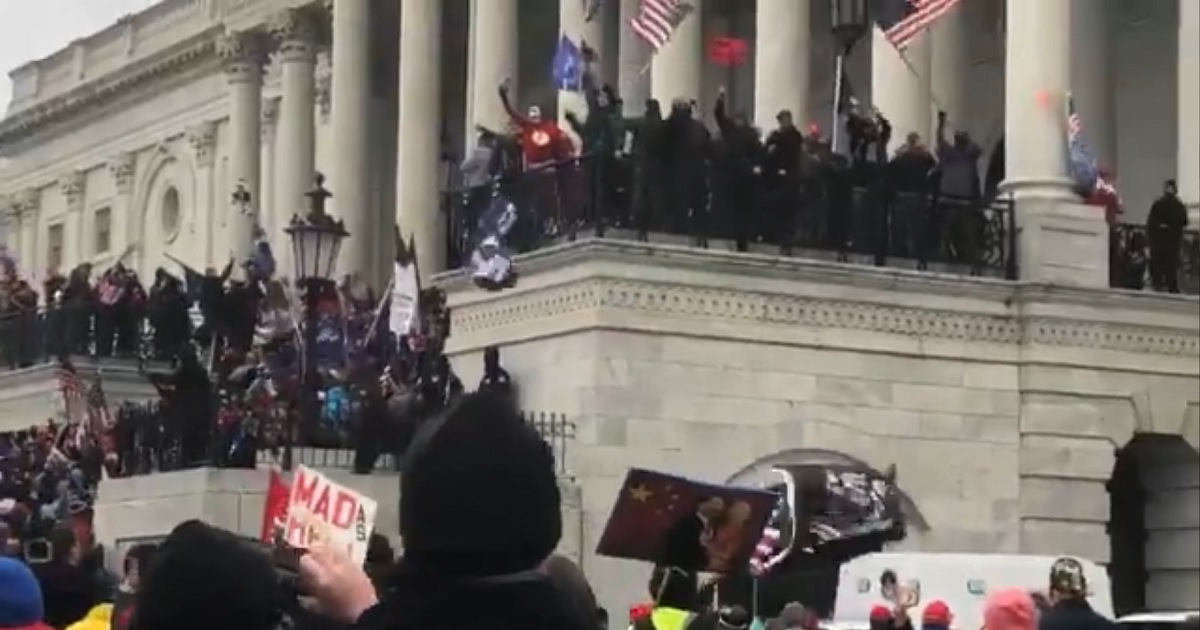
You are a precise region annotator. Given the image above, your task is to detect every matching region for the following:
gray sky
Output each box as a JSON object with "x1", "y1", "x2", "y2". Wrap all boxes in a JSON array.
[{"x1": 0, "y1": 0, "x2": 160, "y2": 112}]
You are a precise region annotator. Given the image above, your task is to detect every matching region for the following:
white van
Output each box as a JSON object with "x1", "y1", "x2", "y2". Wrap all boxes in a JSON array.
[{"x1": 831, "y1": 553, "x2": 1114, "y2": 629}]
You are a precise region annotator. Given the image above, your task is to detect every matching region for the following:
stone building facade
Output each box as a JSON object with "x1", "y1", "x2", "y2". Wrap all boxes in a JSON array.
[{"x1": 0, "y1": 0, "x2": 1195, "y2": 620}]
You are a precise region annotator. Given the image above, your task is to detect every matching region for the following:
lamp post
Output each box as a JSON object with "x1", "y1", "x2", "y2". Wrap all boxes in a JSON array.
[
  {"x1": 829, "y1": 0, "x2": 869, "y2": 151},
  {"x1": 283, "y1": 172, "x2": 349, "y2": 471}
]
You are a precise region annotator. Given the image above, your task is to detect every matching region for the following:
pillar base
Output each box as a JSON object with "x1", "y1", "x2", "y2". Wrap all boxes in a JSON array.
[{"x1": 1015, "y1": 196, "x2": 1109, "y2": 288}]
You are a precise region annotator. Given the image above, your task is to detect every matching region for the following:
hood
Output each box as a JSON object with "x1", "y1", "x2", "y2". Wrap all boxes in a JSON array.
[{"x1": 64, "y1": 604, "x2": 112, "y2": 630}]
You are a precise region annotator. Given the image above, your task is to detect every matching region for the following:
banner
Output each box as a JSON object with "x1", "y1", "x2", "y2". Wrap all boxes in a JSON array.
[{"x1": 283, "y1": 465, "x2": 378, "y2": 564}]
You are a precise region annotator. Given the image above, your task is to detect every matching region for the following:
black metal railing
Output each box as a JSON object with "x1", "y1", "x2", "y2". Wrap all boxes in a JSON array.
[
  {"x1": 0, "y1": 301, "x2": 158, "y2": 371},
  {"x1": 1109, "y1": 223, "x2": 1200, "y2": 295},
  {"x1": 108, "y1": 402, "x2": 575, "y2": 477},
  {"x1": 441, "y1": 153, "x2": 1019, "y2": 280}
]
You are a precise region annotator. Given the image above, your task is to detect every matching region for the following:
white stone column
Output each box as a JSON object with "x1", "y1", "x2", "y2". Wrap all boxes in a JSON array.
[
  {"x1": 617, "y1": 0, "x2": 651, "y2": 117},
  {"x1": 271, "y1": 9, "x2": 319, "y2": 280},
  {"x1": 754, "y1": 0, "x2": 809, "y2": 130},
  {"x1": 1003, "y1": 0, "x2": 1106, "y2": 287},
  {"x1": 0, "y1": 200, "x2": 17, "y2": 254},
  {"x1": 650, "y1": 0, "x2": 703, "y2": 103},
  {"x1": 466, "y1": 0, "x2": 519, "y2": 140},
  {"x1": 929, "y1": 2, "x2": 970, "y2": 137},
  {"x1": 107, "y1": 153, "x2": 135, "y2": 255},
  {"x1": 1002, "y1": 0, "x2": 1072, "y2": 201},
  {"x1": 1069, "y1": 0, "x2": 1115, "y2": 170},
  {"x1": 871, "y1": 31, "x2": 932, "y2": 142},
  {"x1": 59, "y1": 171, "x2": 86, "y2": 269},
  {"x1": 398, "y1": 0, "x2": 445, "y2": 279},
  {"x1": 260, "y1": 98, "x2": 280, "y2": 238},
  {"x1": 1179, "y1": 0, "x2": 1200, "y2": 224},
  {"x1": 330, "y1": 0, "x2": 374, "y2": 280},
  {"x1": 15, "y1": 191, "x2": 39, "y2": 273},
  {"x1": 217, "y1": 31, "x2": 265, "y2": 270},
  {"x1": 559, "y1": 0, "x2": 607, "y2": 132},
  {"x1": 186, "y1": 121, "x2": 218, "y2": 266}
]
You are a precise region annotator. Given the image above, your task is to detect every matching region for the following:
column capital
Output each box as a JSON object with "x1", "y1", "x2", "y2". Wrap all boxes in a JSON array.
[
  {"x1": 261, "y1": 96, "x2": 281, "y2": 142},
  {"x1": 270, "y1": 7, "x2": 321, "y2": 63},
  {"x1": 0, "y1": 195, "x2": 16, "y2": 222},
  {"x1": 217, "y1": 30, "x2": 267, "y2": 83},
  {"x1": 187, "y1": 120, "x2": 218, "y2": 168},
  {"x1": 108, "y1": 153, "x2": 136, "y2": 195},
  {"x1": 13, "y1": 188, "x2": 40, "y2": 218},
  {"x1": 58, "y1": 171, "x2": 86, "y2": 209}
]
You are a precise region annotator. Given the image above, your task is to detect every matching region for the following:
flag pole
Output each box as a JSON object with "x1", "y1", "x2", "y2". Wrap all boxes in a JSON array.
[{"x1": 831, "y1": 53, "x2": 846, "y2": 151}]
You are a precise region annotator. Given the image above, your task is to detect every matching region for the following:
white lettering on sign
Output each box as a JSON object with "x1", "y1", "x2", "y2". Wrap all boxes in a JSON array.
[{"x1": 283, "y1": 465, "x2": 378, "y2": 565}]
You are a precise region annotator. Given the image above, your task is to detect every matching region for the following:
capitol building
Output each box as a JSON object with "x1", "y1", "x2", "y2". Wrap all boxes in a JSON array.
[{"x1": 0, "y1": 0, "x2": 1197, "y2": 617}]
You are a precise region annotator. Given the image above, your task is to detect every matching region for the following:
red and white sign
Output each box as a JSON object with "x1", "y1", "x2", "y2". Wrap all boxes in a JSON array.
[{"x1": 283, "y1": 465, "x2": 378, "y2": 564}]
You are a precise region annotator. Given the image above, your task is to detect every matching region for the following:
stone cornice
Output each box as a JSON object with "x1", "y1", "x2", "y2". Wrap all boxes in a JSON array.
[
  {"x1": 0, "y1": 28, "x2": 223, "y2": 146},
  {"x1": 437, "y1": 240, "x2": 1200, "y2": 360}
]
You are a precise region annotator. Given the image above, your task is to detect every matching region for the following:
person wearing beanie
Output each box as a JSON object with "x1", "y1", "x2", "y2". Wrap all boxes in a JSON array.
[
  {"x1": 133, "y1": 520, "x2": 283, "y2": 630},
  {"x1": 984, "y1": 589, "x2": 1036, "y2": 630},
  {"x1": 299, "y1": 391, "x2": 591, "y2": 630},
  {"x1": 921, "y1": 600, "x2": 953, "y2": 630},
  {"x1": 0, "y1": 557, "x2": 54, "y2": 630},
  {"x1": 1039, "y1": 557, "x2": 1115, "y2": 630}
]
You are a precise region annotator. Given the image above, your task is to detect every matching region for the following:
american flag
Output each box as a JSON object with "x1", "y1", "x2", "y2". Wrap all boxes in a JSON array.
[
  {"x1": 874, "y1": 0, "x2": 963, "y2": 52},
  {"x1": 748, "y1": 498, "x2": 784, "y2": 576},
  {"x1": 629, "y1": 0, "x2": 695, "y2": 52}
]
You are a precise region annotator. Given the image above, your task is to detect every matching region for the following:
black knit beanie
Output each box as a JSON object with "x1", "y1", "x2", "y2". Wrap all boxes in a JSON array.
[{"x1": 399, "y1": 391, "x2": 561, "y2": 576}]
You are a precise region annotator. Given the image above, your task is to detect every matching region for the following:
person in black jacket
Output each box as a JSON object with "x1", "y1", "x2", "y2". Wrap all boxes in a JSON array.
[
  {"x1": 299, "y1": 392, "x2": 592, "y2": 630},
  {"x1": 1038, "y1": 557, "x2": 1116, "y2": 630},
  {"x1": 1146, "y1": 179, "x2": 1189, "y2": 293},
  {"x1": 32, "y1": 525, "x2": 101, "y2": 629}
]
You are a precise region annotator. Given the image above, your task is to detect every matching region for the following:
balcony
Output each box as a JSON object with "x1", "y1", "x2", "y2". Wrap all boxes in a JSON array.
[
  {"x1": 0, "y1": 304, "x2": 170, "y2": 430},
  {"x1": 441, "y1": 155, "x2": 1200, "y2": 294}
]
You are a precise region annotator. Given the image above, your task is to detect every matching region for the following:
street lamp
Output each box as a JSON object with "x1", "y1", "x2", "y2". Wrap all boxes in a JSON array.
[{"x1": 283, "y1": 172, "x2": 349, "y2": 471}]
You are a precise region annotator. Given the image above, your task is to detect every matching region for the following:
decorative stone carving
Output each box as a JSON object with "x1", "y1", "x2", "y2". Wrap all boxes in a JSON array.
[
  {"x1": 216, "y1": 30, "x2": 266, "y2": 83},
  {"x1": 109, "y1": 152, "x2": 136, "y2": 195},
  {"x1": 187, "y1": 121, "x2": 218, "y2": 168},
  {"x1": 261, "y1": 97, "x2": 280, "y2": 142},
  {"x1": 58, "y1": 171, "x2": 86, "y2": 209},
  {"x1": 269, "y1": 8, "x2": 319, "y2": 62},
  {"x1": 13, "y1": 189, "x2": 40, "y2": 218}
]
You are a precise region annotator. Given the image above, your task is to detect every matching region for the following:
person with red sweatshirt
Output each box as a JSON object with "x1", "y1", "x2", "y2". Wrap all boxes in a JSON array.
[{"x1": 498, "y1": 78, "x2": 576, "y2": 234}]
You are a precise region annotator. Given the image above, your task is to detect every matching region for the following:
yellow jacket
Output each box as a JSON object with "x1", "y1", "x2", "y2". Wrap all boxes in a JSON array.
[{"x1": 66, "y1": 603, "x2": 113, "y2": 630}]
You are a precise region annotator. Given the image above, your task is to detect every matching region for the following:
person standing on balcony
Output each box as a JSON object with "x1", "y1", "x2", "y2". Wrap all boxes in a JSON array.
[
  {"x1": 1147, "y1": 179, "x2": 1188, "y2": 293},
  {"x1": 498, "y1": 78, "x2": 573, "y2": 236}
]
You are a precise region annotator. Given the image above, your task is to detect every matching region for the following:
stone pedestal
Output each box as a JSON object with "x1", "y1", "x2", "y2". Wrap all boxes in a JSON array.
[
  {"x1": 1016, "y1": 199, "x2": 1109, "y2": 287},
  {"x1": 94, "y1": 467, "x2": 403, "y2": 551}
]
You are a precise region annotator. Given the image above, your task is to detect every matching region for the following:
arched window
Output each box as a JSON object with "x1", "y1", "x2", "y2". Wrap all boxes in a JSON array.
[{"x1": 161, "y1": 186, "x2": 181, "y2": 238}]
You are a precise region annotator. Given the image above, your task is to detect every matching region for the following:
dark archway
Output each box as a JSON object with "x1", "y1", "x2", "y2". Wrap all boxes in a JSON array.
[
  {"x1": 1107, "y1": 439, "x2": 1148, "y2": 616},
  {"x1": 1107, "y1": 433, "x2": 1199, "y2": 615}
]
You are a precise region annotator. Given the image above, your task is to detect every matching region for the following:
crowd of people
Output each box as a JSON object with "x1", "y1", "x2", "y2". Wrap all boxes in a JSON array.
[
  {"x1": 443, "y1": 49, "x2": 1195, "y2": 291},
  {"x1": 4, "y1": 388, "x2": 1187, "y2": 630}
]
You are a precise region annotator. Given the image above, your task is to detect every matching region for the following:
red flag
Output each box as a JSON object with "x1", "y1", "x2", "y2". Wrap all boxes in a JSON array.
[
  {"x1": 261, "y1": 470, "x2": 291, "y2": 543},
  {"x1": 708, "y1": 36, "x2": 747, "y2": 66}
]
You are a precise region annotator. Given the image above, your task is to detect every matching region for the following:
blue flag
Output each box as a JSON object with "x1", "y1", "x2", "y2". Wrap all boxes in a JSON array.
[
  {"x1": 552, "y1": 35, "x2": 583, "y2": 93},
  {"x1": 1065, "y1": 93, "x2": 1099, "y2": 198}
]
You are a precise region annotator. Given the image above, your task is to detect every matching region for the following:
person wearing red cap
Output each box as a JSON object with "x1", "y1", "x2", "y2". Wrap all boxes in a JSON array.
[{"x1": 922, "y1": 600, "x2": 954, "y2": 630}]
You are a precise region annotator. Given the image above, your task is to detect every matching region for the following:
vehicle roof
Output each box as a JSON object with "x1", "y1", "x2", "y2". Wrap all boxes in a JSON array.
[{"x1": 1116, "y1": 611, "x2": 1200, "y2": 624}]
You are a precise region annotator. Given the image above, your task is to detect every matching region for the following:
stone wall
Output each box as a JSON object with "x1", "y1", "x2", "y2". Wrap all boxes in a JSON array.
[{"x1": 440, "y1": 241, "x2": 1200, "y2": 615}]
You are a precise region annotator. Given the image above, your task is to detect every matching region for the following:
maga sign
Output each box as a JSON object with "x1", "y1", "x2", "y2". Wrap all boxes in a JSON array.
[{"x1": 283, "y1": 465, "x2": 378, "y2": 565}]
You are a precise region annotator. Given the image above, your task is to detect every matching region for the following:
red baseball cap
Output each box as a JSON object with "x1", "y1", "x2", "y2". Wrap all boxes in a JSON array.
[
  {"x1": 870, "y1": 605, "x2": 893, "y2": 621},
  {"x1": 923, "y1": 600, "x2": 954, "y2": 625}
]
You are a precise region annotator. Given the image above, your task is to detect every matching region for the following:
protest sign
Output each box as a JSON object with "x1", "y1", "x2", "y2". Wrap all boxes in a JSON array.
[
  {"x1": 260, "y1": 470, "x2": 291, "y2": 543},
  {"x1": 283, "y1": 465, "x2": 378, "y2": 564}
]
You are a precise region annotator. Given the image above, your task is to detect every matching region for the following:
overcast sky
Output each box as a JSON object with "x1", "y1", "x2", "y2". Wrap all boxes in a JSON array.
[{"x1": 0, "y1": 0, "x2": 159, "y2": 111}]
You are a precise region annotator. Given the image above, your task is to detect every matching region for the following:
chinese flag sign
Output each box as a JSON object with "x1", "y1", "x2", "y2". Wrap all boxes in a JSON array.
[
  {"x1": 595, "y1": 468, "x2": 779, "y2": 574},
  {"x1": 260, "y1": 470, "x2": 291, "y2": 543},
  {"x1": 709, "y1": 37, "x2": 748, "y2": 66}
]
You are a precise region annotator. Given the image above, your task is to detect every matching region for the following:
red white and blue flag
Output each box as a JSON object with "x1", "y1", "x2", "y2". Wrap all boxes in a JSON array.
[{"x1": 873, "y1": 0, "x2": 963, "y2": 52}]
